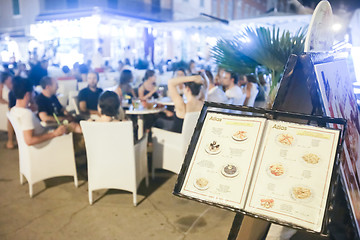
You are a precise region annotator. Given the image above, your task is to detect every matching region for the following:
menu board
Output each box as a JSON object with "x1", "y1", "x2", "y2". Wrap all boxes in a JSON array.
[
  {"x1": 177, "y1": 111, "x2": 341, "y2": 233},
  {"x1": 180, "y1": 112, "x2": 266, "y2": 209},
  {"x1": 245, "y1": 120, "x2": 339, "y2": 232}
]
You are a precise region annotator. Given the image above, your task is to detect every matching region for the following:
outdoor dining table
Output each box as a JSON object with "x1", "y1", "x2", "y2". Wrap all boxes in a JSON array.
[
  {"x1": 155, "y1": 97, "x2": 174, "y2": 106},
  {"x1": 125, "y1": 107, "x2": 163, "y2": 140}
]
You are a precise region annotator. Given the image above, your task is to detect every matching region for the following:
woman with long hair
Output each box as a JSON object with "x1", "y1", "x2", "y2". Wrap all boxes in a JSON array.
[{"x1": 138, "y1": 70, "x2": 158, "y2": 101}]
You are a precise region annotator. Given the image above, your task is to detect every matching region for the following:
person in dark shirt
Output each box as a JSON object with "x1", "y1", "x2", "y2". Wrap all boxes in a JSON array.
[
  {"x1": 28, "y1": 59, "x2": 48, "y2": 86},
  {"x1": 36, "y1": 76, "x2": 72, "y2": 123},
  {"x1": 8, "y1": 90, "x2": 16, "y2": 109},
  {"x1": 138, "y1": 69, "x2": 158, "y2": 100},
  {"x1": 78, "y1": 72, "x2": 103, "y2": 115}
]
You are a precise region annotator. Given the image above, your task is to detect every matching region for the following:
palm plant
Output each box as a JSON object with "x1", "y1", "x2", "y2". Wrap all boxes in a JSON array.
[{"x1": 211, "y1": 26, "x2": 307, "y2": 105}]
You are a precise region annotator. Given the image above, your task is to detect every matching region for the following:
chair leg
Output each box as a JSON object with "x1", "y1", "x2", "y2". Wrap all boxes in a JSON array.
[
  {"x1": 20, "y1": 173, "x2": 24, "y2": 185},
  {"x1": 73, "y1": 174, "x2": 78, "y2": 188},
  {"x1": 133, "y1": 191, "x2": 137, "y2": 207},
  {"x1": 89, "y1": 190, "x2": 93, "y2": 205},
  {"x1": 29, "y1": 184, "x2": 33, "y2": 198},
  {"x1": 152, "y1": 167, "x2": 155, "y2": 180},
  {"x1": 145, "y1": 175, "x2": 149, "y2": 187}
]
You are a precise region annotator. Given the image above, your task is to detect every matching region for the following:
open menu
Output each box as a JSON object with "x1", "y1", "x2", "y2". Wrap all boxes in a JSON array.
[{"x1": 176, "y1": 111, "x2": 341, "y2": 233}]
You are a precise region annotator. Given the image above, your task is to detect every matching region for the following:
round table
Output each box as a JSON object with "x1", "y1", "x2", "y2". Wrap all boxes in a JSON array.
[
  {"x1": 155, "y1": 97, "x2": 174, "y2": 106},
  {"x1": 126, "y1": 108, "x2": 163, "y2": 140},
  {"x1": 125, "y1": 108, "x2": 163, "y2": 115}
]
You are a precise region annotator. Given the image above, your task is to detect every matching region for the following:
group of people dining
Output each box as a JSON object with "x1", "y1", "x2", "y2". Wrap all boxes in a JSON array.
[{"x1": 1, "y1": 64, "x2": 266, "y2": 149}]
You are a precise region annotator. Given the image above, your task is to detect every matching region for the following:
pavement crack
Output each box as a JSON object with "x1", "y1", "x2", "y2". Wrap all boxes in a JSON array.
[
  {"x1": 58, "y1": 204, "x2": 89, "y2": 232},
  {"x1": 147, "y1": 198, "x2": 185, "y2": 237}
]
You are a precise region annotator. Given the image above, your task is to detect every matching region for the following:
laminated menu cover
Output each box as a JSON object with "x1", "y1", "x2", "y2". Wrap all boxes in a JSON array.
[{"x1": 174, "y1": 104, "x2": 345, "y2": 234}]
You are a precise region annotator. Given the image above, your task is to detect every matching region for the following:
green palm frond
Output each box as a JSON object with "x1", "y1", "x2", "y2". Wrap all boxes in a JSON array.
[
  {"x1": 212, "y1": 39, "x2": 258, "y2": 75},
  {"x1": 211, "y1": 26, "x2": 307, "y2": 91}
]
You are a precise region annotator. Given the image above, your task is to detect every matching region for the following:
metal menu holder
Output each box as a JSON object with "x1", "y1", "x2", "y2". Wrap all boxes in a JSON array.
[
  {"x1": 173, "y1": 102, "x2": 346, "y2": 237},
  {"x1": 273, "y1": 52, "x2": 360, "y2": 239}
]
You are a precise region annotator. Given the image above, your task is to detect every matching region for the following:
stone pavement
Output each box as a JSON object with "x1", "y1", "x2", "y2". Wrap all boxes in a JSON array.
[
  {"x1": 0, "y1": 132, "x2": 236, "y2": 240},
  {"x1": 0, "y1": 132, "x2": 329, "y2": 240}
]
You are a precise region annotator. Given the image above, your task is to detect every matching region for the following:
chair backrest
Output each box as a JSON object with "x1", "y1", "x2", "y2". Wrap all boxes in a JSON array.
[
  {"x1": 181, "y1": 111, "x2": 201, "y2": 153},
  {"x1": 7, "y1": 112, "x2": 31, "y2": 170},
  {"x1": 77, "y1": 82, "x2": 88, "y2": 91},
  {"x1": 71, "y1": 96, "x2": 80, "y2": 115},
  {"x1": 80, "y1": 121, "x2": 137, "y2": 191},
  {"x1": 57, "y1": 79, "x2": 77, "y2": 95}
]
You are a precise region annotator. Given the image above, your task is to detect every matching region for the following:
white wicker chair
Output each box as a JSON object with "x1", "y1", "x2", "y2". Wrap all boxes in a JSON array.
[
  {"x1": 80, "y1": 121, "x2": 148, "y2": 206},
  {"x1": 7, "y1": 112, "x2": 78, "y2": 197},
  {"x1": 151, "y1": 111, "x2": 200, "y2": 178}
]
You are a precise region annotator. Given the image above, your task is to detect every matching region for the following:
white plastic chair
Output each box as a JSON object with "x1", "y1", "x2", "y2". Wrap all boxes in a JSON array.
[
  {"x1": 151, "y1": 111, "x2": 200, "y2": 177},
  {"x1": 77, "y1": 82, "x2": 88, "y2": 91},
  {"x1": 80, "y1": 121, "x2": 149, "y2": 206},
  {"x1": 57, "y1": 79, "x2": 77, "y2": 107},
  {"x1": 7, "y1": 112, "x2": 78, "y2": 197},
  {"x1": 0, "y1": 103, "x2": 8, "y2": 131}
]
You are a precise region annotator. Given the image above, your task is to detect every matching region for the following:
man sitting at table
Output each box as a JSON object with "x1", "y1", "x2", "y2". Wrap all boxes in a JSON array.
[
  {"x1": 36, "y1": 76, "x2": 73, "y2": 123},
  {"x1": 222, "y1": 70, "x2": 245, "y2": 106},
  {"x1": 206, "y1": 70, "x2": 228, "y2": 104},
  {"x1": 78, "y1": 71, "x2": 103, "y2": 115},
  {"x1": 10, "y1": 77, "x2": 67, "y2": 146}
]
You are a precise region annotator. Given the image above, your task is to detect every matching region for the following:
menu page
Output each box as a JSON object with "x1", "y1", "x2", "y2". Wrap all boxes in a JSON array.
[
  {"x1": 180, "y1": 112, "x2": 266, "y2": 209},
  {"x1": 245, "y1": 120, "x2": 340, "y2": 232}
]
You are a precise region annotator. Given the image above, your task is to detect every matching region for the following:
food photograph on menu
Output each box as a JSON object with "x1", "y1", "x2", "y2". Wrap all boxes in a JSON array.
[{"x1": 176, "y1": 110, "x2": 341, "y2": 233}]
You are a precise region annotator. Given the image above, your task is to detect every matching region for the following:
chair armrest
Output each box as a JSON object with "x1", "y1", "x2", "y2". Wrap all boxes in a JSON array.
[
  {"x1": 29, "y1": 133, "x2": 74, "y2": 156},
  {"x1": 151, "y1": 127, "x2": 182, "y2": 144}
]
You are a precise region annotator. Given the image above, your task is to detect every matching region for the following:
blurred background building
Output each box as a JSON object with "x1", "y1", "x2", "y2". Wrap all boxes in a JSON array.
[{"x1": 0, "y1": 0, "x2": 359, "y2": 69}]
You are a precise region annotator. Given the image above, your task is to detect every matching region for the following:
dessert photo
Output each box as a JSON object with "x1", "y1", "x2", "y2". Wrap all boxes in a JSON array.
[
  {"x1": 194, "y1": 178, "x2": 209, "y2": 190},
  {"x1": 205, "y1": 140, "x2": 221, "y2": 154},
  {"x1": 221, "y1": 164, "x2": 239, "y2": 178}
]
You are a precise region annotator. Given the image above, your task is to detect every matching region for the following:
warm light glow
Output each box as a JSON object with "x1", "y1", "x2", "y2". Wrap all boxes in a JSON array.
[
  {"x1": 125, "y1": 26, "x2": 137, "y2": 38},
  {"x1": 191, "y1": 33, "x2": 200, "y2": 42},
  {"x1": 172, "y1": 30, "x2": 182, "y2": 40},
  {"x1": 332, "y1": 23, "x2": 342, "y2": 32}
]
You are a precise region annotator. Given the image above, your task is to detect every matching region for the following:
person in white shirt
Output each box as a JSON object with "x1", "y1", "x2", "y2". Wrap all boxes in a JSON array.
[
  {"x1": 222, "y1": 70, "x2": 245, "y2": 105},
  {"x1": 205, "y1": 70, "x2": 228, "y2": 104},
  {"x1": 239, "y1": 74, "x2": 259, "y2": 107},
  {"x1": 10, "y1": 77, "x2": 66, "y2": 146}
]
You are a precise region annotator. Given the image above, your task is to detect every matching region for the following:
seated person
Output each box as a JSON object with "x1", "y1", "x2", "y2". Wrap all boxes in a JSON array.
[
  {"x1": 206, "y1": 70, "x2": 228, "y2": 103},
  {"x1": 78, "y1": 72, "x2": 103, "y2": 115},
  {"x1": 138, "y1": 70, "x2": 158, "y2": 100},
  {"x1": 239, "y1": 74, "x2": 259, "y2": 107},
  {"x1": 1, "y1": 72, "x2": 16, "y2": 149},
  {"x1": 173, "y1": 68, "x2": 186, "y2": 95},
  {"x1": 0, "y1": 72, "x2": 12, "y2": 104},
  {"x1": 168, "y1": 74, "x2": 204, "y2": 133},
  {"x1": 91, "y1": 91, "x2": 124, "y2": 122},
  {"x1": 10, "y1": 77, "x2": 66, "y2": 146},
  {"x1": 36, "y1": 76, "x2": 72, "y2": 123},
  {"x1": 222, "y1": 70, "x2": 245, "y2": 105},
  {"x1": 115, "y1": 69, "x2": 136, "y2": 99}
]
